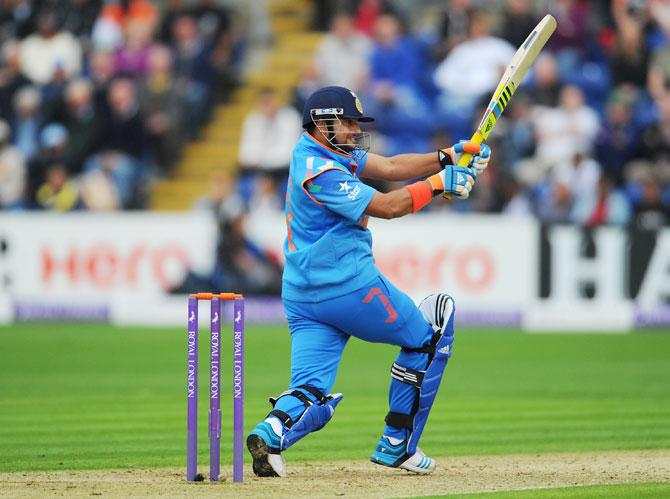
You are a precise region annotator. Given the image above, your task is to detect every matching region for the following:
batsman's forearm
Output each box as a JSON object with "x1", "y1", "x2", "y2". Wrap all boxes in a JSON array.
[
  {"x1": 364, "y1": 187, "x2": 417, "y2": 219},
  {"x1": 385, "y1": 153, "x2": 441, "y2": 181}
]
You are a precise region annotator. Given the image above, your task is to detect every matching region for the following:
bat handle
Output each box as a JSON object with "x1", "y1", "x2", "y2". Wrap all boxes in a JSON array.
[{"x1": 441, "y1": 133, "x2": 484, "y2": 199}]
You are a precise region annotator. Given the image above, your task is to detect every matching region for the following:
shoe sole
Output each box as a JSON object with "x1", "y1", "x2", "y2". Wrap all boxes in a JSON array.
[
  {"x1": 371, "y1": 456, "x2": 435, "y2": 474},
  {"x1": 247, "y1": 434, "x2": 280, "y2": 477}
]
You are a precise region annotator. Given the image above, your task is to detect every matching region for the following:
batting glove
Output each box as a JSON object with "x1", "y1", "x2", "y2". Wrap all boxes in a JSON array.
[
  {"x1": 427, "y1": 165, "x2": 477, "y2": 199},
  {"x1": 438, "y1": 140, "x2": 491, "y2": 174}
]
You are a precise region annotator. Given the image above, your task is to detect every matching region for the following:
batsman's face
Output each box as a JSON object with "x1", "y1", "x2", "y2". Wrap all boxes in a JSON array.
[{"x1": 334, "y1": 118, "x2": 361, "y2": 148}]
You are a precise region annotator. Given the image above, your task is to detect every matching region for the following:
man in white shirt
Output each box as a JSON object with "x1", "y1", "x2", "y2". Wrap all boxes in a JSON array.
[
  {"x1": 314, "y1": 12, "x2": 371, "y2": 92},
  {"x1": 238, "y1": 87, "x2": 302, "y2": 197},
  {"x1": 433, "y1": 10, "x2": 515, "y2": 139},
  {"x1": 19, "y1": 10, "x2": 82, "y2": 85},
  {"x1": 434, "y1": 11, "x2": 515, "y2": 103}
]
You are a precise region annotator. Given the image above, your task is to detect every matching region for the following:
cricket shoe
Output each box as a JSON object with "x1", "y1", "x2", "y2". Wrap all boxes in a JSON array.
[
  {"x1": 246, "y1": 419, "x2": 286, "y2": 477},
  {"x1": 370, "y1": 435, "x2": 435, "y2": 474}
]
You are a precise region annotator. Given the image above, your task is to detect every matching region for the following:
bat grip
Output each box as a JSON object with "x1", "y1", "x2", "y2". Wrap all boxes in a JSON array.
[
  {"x1": 442, "y1": 134, "x2": 484, "y2": 199},
  {"x1": 442, "y1": 155, "x2": 472, "y2": 200}
]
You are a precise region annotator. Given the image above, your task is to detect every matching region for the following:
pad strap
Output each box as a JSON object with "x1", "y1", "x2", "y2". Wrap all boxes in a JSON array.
[
  {"x1": 401, "y1": 332, "x2": 440, "y2": 354},
  {"x1": 299, "y1": 385, "x2": 328, "y2": 404},
  {"x1": 390, "y1": 362, "x2": 425, "y2": 388},
  {"x1": 269, "y1": 390, "x2": 312, "y2": 408},
  {"x1": 385, "y1": 411, "x2": 413, "y2": 429},
  {"x1": 269, "y1": 409, "x2": 295, "y2": 430},
  {"x1": 269, "y1": 385, "x2": 328, "y2": 408}
]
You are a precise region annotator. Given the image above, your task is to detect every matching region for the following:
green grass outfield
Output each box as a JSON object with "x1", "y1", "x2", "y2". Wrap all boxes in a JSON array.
[
  {"x1": 0, "y1": 324, "x2": 669, "y2": 490},
  {"x1": 426, "y1": 482, "x2": 670, "y2": 498}
]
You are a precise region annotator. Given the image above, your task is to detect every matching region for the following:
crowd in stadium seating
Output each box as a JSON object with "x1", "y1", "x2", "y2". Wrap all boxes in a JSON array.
[
  {"x1": 251, "y1": 0, "x2": 669, "y2": 229},
  {"x1": 3, "y1": 0, "x2": 670, "y2": 231},
  {"x1": 0, "y1": 0, "x2": 240, "y2": 211}
]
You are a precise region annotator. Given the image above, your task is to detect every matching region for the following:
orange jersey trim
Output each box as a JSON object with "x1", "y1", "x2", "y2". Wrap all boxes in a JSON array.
[{"x1": 300, "y1": 166, "x2": 350, "y2": 205}]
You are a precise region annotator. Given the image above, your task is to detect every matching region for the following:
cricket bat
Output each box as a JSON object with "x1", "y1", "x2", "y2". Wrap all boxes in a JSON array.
[{"x1": 444, "y1": 14, "x2": 557, "y2": 197}]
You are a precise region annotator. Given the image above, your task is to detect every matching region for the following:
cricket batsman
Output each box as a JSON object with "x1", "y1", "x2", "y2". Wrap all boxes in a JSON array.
[{"x1": 247, "y1": 86, "x2": 491, "y2": 476}]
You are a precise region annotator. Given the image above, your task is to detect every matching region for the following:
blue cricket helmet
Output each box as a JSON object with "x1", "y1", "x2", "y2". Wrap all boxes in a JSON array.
[{"x1": 302, "y1": 86, "x2": 374, "y2": 128}]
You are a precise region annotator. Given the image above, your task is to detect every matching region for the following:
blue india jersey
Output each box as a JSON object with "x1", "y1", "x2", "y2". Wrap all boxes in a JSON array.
[{"x1": 282, "y1": 132, "x2": 379, "y2": 302}]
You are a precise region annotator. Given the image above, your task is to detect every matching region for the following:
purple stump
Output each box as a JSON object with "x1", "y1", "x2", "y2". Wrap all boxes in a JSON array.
[
  {"x1": 233, "y1": 297, "x2": 245, "y2": 482},
  {"x1": 186, "y1": 296, "x2": 199, "y2": 481},
  {"x1": 209, "y1": 297, "x2": 222, "y2": 481}
]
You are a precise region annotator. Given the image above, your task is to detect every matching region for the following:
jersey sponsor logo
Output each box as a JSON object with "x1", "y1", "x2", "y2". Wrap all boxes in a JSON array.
[{"x1": 340, "y1": 181, "x2": 361, "y2": 200}]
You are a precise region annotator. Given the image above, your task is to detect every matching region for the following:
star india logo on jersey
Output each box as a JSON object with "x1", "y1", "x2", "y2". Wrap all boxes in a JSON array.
[{"x1": 340, "y1": 181, "x2": 361, "y2": 201}]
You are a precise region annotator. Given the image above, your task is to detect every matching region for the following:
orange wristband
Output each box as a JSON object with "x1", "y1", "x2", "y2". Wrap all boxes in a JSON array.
[{"x1": 404, "y1": 181, "x2": 433, "y2": 213}]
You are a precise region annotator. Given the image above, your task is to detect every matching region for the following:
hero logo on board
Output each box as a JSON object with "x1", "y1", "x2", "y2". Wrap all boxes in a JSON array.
[{"x1": 39, "y1": 243, "x2": 190, "y2": 290}]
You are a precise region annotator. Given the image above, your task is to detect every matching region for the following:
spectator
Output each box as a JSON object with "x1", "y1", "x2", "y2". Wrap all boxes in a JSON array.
[
  {"x1": 245, "y1": 174, "x2": 283, "y2": 250},
  {"x1": 531, "y1": 85, "x2": 600, "y2": 173},
  {"x1": 0, "y1": 119, "x2": 26, "y2": 209},
  {"x1": 525, "y1": 52, "x2": 562, "y2": 108},
  {"x1": 238, "y1": 87, "x2": 302, "y2": 197},
  {"x1": 179, "y1": 169, "x2": 282, "y2": 295},
  {"x1": 86, "y1": 49, "x2": 116, "y2": 111},
  {"x1": 193, "y1": 169, "x2": 243, "y2": 217},
  {"x1": 159, "y1": 0, "x2": 187, "y2": 45},
  {"x1": 546, "y1": 0, "x2": 590, "y2": 73},
  {"x1": 191, "y1": 0, "x2": 233, "y2": 48},
  {"x1": 57, "y1": 78, "x2": 105, "y2": 173},
  {"x1": 314, "y1": 12, "x2": 371, "y2": 92},
  {"x1": 61, "y1": 0, "x2": 102, "y2": 42},
  {"x1": 171, "y1": 13, "x2": 215, "y2": 138},
  {"x1": 18, "y1": 9, "x2": 82, "y2": 85},
  {"x1": 0, "y1": 40, "x2": 30, "y2": 120},
  {"x1": 113, "y1": 18, "x2": 155, "y2": 77},
  {"x1": 206, "y1": 4, "x2": 240, "y2": 104},
  {"x1": 609, "y1": 8, "x2": 649, "y2": 88},
  {"x1": 571, "y1": 174, "x2": 631, "y2": 226},
  {"x1": 28, "y1": 122, "x2": 71, "y2": 202},
  {"x1": 139, "y1": 44, "x2": 184, "y2": 175},
  {"x1": 105, "y1": 77, "x2": 146, "y2": 160},
  {"x1": 11, "y1": 85, "x2": 42, "y2": 161},
  {"x1": 501, "y1": 95, "x2": 536, "y2": 170},
  {"x1": 647, "y1": 12, "x2": 670, "y2": 102},
  {"x1": 594, "y1": 86, "x2": 640, "y2": 184},
  {"x1": 35, "y1": 163, "x2": 79, "y2": 211},
  {"x1": 536, "y1": 181, "x2": 574, "y2": 224},
  {"x1": 501, "y1": 0, "x2": 539, "y2": 49},
  {"x1": 434, "y1": 10, "x2": 515, "y2": 139},
  {"x1": 638, "y1": 93, "x2": 670, "y2": 175},
  {"x1": 79, "y1": 162, "x2": 122, "y2": 211},
  {"x1": 631, "y1": 177, "x2": 670, "y2": 230},
  {"x1": 82, "y1": 151, "x2": 138, "y2": 209},
  {"x1": 292, "y1": 61, "x2": 321, "y2": 116},
  {"x1": 355, "y1": 0, "x2": 388, "y2": 37},
  {"x1": 91, "y1": 0, "x2": 158, "y2": 52},
  {"x1": 552, "y1": 151, "x2": 602, "y2": 201},
  {"x1": 432, "y1": 0, "x2": 472, "y2": 61},
  {"x1": 497, "y1": 174, "x2": 533, "y2": 217},
  {"x1": 367, "y1": 12, "x2": 436, "y2": 154}
]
